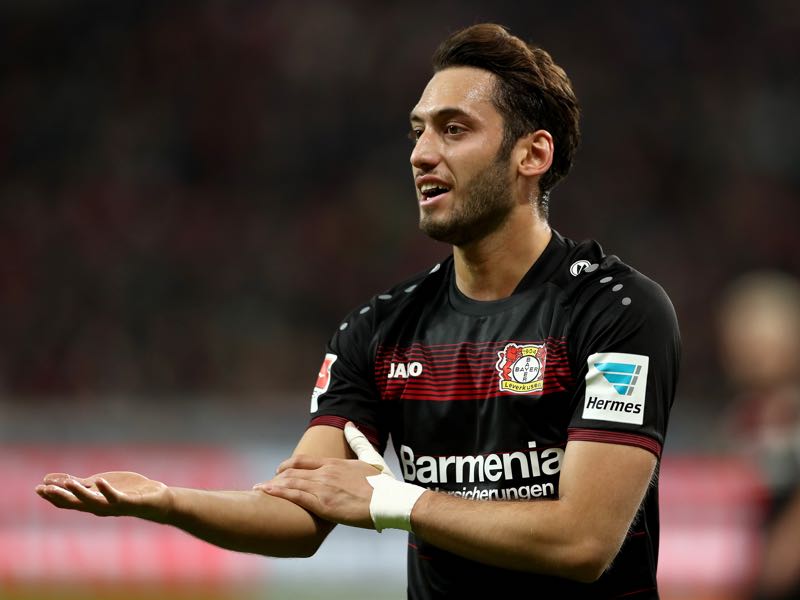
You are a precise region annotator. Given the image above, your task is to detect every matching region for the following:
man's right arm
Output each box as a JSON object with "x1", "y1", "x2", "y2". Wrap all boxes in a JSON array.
[{"x1": 35, "y1": 425, "x2": 353, "y2": 558}]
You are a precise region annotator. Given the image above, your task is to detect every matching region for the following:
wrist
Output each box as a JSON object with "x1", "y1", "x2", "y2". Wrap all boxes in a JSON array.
[
  {"x1": 141, "y1": 484, "x2": 175, "y2": 524},
  {"x1": 159, "y1": 485, "x2": 176, "y2": 523},
  {"x1": 366, "y1": 475, "x2": 427, "y2": 532}
]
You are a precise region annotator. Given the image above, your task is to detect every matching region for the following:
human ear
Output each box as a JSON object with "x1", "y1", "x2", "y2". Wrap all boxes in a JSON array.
[{"x1": 516, "y1": 130, "x2": 553, "y2": 178}]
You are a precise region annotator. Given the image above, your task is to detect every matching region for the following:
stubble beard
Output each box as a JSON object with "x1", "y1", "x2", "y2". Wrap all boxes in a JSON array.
[{"x1": 419, "y1": 154, "x2": 515, "y2": 247}]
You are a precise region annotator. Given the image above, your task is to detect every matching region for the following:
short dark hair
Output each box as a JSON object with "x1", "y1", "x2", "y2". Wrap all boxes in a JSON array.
[{"x1": 433, "y1": 23, "x2": 581, "y2": 217}]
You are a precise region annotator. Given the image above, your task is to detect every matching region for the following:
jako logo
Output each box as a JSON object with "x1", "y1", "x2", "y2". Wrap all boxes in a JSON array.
[{"x1": 388, "y1": 361, "x2": 423, "y2": 379}]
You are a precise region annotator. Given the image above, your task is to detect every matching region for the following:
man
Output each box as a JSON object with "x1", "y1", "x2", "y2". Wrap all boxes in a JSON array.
[
  {"x1": 717, "y1": 272, "x2": 800, "y2": 600},
  {"x1": 36, "y1": 23, "x2": 680, "y2": 598}
]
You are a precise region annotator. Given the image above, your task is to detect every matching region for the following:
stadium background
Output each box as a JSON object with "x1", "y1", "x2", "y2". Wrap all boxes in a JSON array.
[{"x1": 1, "y1": 1, "x2": 798, "y2": 598}]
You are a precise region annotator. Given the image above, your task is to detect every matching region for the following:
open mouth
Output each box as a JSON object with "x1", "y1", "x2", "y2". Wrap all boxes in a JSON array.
[{"x1": 419, "y1": 183, "x2": 451, "y2": 203}]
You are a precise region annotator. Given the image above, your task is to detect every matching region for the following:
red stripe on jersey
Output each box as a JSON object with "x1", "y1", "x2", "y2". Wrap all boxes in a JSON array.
[
  {"x1": 375, "y1": 348, "x2": 571, "y2": 359},
  {"x1": 381, "y1": 350, "x2": 568, "y2": 360},
  {"x1": 376, "y1": 337, "x2": 573, "y2": 401},
  {"x1": 308, "y1": 415, "x2": 381, "y2": 447},
  {"x1": 381, "y1": 380, "x2": 571, "y2": 396},
  {"x1": 377, "y1": 367, "x2": 573, "y2": 382},
  {"x1": 383, "y1": 378, "x2": 569, "y2": 392},
  {"x1": 399, "y1": 388, "x2": 568, "y2": 401},
  {"x1": 375, "y1": 355, "x2": 569, "y2": 372},
  {"x1": 567, "y1": 428, "x2": 662, "y2": 458},
  {"x1": 407, "y1": 543, "x2": 434, "y2": 560},
  {"x1": 377, "y1": 339, "x2": 567, "y2": 350}
]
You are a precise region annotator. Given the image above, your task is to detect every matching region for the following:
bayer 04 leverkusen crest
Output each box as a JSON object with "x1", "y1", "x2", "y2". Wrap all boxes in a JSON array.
[{"x1": 495, "y1": 342, "x2": 546, "y2": 394}]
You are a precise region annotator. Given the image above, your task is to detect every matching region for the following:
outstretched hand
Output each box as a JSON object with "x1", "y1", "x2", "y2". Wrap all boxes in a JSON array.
[{"x1": 35, "y1": 471, "x2": 172, "y2": 522}]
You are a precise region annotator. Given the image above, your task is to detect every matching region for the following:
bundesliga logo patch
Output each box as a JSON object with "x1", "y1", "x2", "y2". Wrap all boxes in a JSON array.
[
  {"x1": 310, "y1": 353, "x2": 337, "y2": 413},
  {"x1": 496, "y1": 343, "x2": 546, "y2": 394},
  {"x1": 582, "y1": 352, "x2": 649, "y2": 425}
]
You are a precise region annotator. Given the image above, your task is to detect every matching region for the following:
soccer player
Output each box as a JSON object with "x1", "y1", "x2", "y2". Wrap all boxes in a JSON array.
[{"x1": 36, "y1": 23, "x2": 680, "y2": 598}]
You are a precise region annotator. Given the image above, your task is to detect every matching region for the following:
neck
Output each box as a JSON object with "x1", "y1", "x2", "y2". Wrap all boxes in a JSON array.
[{"x1": 453, "y1": 206, "x2": 552, "y2": 301}]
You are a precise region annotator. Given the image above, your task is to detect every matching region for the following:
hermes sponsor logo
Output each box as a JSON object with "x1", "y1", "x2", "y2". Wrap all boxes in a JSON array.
[{"x1": 582, "y1": 352, "x2": 649, "y2": 425}]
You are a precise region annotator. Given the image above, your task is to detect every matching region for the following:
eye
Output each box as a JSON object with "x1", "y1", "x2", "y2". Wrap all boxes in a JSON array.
[
  {"x1": 444, "y1": 124, "x2": 465, "y2": 136},
  {"x1": 408, "y1": 128, "x2": 423, "y2": 143}
]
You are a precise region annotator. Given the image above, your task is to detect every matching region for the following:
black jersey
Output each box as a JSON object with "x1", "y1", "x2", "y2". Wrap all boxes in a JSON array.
[{"x1": 308, "y1": 230, "x2": 681, "y2": 599}]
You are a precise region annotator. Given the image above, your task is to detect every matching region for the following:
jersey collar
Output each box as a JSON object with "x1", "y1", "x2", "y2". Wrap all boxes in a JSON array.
[{"x1": 448, "y1": 230, "x2": 568, "y2": 316}]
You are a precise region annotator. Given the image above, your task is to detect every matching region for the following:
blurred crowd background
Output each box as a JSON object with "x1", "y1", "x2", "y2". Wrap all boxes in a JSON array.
[
  {"x1": 1, "y1": 1, "x2": 799, "y2": 599},
  {"x1": 2, "y1": 0, "x2": 798, "y2": 405}
]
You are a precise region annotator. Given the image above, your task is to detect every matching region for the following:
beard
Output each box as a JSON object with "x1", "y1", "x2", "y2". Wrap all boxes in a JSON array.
[{"x1": 419, "y1": 154, "x2": 514, "y2": 247}]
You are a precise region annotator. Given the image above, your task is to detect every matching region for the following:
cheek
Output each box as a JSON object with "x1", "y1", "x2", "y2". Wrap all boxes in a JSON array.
[{"x1": 452, "y1": 155, "x2": 493, "y2": 186}]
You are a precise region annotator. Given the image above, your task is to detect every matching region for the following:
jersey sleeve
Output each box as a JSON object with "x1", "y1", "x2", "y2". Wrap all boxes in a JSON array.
[
  {"x1": 566, "y1": 269, "x2": 681, "y2": 458},
  {"x1": 307, "y1": 301, "x2": 387, "y2": 451}
]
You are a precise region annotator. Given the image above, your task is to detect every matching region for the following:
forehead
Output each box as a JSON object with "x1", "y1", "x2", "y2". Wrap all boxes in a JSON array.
[{"x1": 411, "y1": 66, "x2": 499, "y2": 121}]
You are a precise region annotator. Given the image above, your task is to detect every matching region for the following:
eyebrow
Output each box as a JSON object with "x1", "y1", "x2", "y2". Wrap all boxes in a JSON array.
[{"x1": 409, "y1": 106, "x2": 473, "y2": 124}]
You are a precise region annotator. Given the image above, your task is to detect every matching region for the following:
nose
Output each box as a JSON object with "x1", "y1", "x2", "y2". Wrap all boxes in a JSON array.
[{"x1": 410, "y1": 128, "x2": 441, "y2": 171}]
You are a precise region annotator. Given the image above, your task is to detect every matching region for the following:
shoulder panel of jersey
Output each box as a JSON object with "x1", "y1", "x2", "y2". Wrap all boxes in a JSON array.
[
  {"x1": 307, "y1": 257, "x2": 452, "y2": 452},
  {"x1": 548, "y1": 236, "x2": 681, "y2": 458}
]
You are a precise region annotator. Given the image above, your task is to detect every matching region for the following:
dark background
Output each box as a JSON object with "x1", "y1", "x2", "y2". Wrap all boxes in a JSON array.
[{"x1": 1, "y1": 0, "x2": 798, "y2": 427}]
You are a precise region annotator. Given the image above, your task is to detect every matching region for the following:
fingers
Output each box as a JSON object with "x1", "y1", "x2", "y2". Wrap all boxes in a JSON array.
[
  {"x1": 275, "y1": 454, "x2": 327, "y2": 474},
  {"x1": 35, "y1": 484, "x2": 80, "y2": 507},
  {"x1": 259, "y1": 464, "x2": 376, "y2": 528},
  {"x1": 261, "y1": 482, "x2": 319, "y2": 512},
  {"x1": 253, "y1": 424, "x2": 393, "y2": 495},
  {"x1": 258, "y1": 473, "x2": 317, "y2": 498},
  {"x1": 344, "y1": 422, "x2": 395, "y2": 478},
  {"x1": 35, "y1": 474, "x2": 126, "y2": 515},
  {"x1": 36, "y1": 480, "x2": 101, "y2": 513},
  {"x1": 252, "y1": 457, "x2": 327, "y2": 491},
  {"x1": 37, "y1": 474, "x2": 93, "y2": 500},
  {"x1": 42, "y1": 473, "x2": 97, "y2": 488},
  {"x1": 95, "y1": 477, "x2": 123, "y2": 504},
  {"x1": 253, "y1": 467, "x2": 318, "y2": 492},
  {"x1": 42, "y1": 473, "x2": 72, "y2": 486},
  {"x1": 63, "y1": 478, "x2": 108, "y2": 503}
]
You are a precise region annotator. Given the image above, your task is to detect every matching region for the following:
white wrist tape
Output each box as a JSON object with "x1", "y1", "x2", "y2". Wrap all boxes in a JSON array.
[
  {"x1": 344, "y1": 422, "x2": 396, "y2": 479},
  {"x1": 366, "y1": 474, "x2": 426, "y2": 533},
  {"x1": 344, "y1": 422, "x2": 424, "y2": 532}
]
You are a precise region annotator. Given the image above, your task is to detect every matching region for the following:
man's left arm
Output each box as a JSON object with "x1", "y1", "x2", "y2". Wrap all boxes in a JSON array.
[{"x1": 409, "y1": 440, "x2": 655, "y2": 582}]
